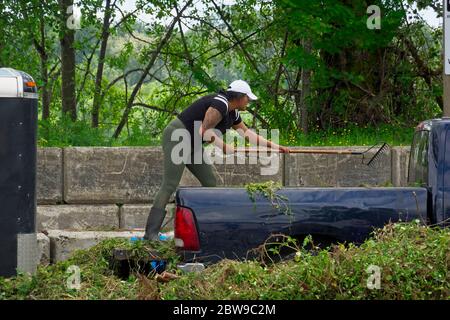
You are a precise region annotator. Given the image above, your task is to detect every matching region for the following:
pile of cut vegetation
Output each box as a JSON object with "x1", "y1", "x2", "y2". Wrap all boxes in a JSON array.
[
  {"x1": 0, "y1": 222, "x2": 448, "y2": 300},
  {"x1": 0, "y1": 238, "x2": 179, "y2": 300}
]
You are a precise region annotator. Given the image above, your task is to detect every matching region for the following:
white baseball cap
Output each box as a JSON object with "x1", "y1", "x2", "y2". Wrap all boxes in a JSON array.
[{"x1": 227, "y1": 80, "x2": 258, "y2": 100}]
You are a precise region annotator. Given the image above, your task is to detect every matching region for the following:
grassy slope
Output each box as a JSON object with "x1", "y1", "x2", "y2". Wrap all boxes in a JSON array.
[
  {"x1": 38, "y1": 121, "x2": 414, "y2": 148},
  {"x1": 0, "y1": 222, "x2": 448, "y2": 300}
]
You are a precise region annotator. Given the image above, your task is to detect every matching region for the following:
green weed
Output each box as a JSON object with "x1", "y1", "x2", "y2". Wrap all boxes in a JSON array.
[
  {"x1": 1, "y1": 222, "x2": 448, "y2": 300},
  {"x1": 246, "y1": 181, "x2": 292, "y2": 216},
  {"x1": 160, "y1": 222, "x2": 449, "y2": 300}
]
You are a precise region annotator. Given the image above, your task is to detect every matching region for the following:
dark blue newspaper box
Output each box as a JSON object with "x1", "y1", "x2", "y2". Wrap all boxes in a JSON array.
[{"x1": 0, "y1": 68, "x2": 38, "y2": 277}]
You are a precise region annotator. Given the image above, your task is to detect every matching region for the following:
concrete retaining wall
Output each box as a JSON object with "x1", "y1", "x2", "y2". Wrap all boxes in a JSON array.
[
  {"x1": 284, "y1": 147, "x2": 393, "y2": 187},
  {"x1": 47, "y1": 230, "x2": 144, "y2": 263},
  {"x1": 119, "y1": 204, "x2": 175, "y2": 231},
  {"x1": 37, "y1": 148, "x2": 63, "y2": 204},
  {"x1": 63, "y1": 147, "x2": 164, "y2": 204},
  {"x1": 37, "y1": 146, "x2": 410, "y2": 204},
  {"x1": 62, "y1": 147, "x2": 283, "y2": 204},
  {"x1": 37, "y1": 233, "x2": 50, "y2": 265},
  {"x1": 37, "y1": 205, "x2": 120, "y2": 232},
  {"x1": 391, "y1": 147, "x2": 411, "y2": 187}
]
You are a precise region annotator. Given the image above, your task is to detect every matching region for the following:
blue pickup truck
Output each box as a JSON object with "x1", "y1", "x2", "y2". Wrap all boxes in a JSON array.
[{"x1": 173, "y1": 118, "x2": 450, "y2": 264}]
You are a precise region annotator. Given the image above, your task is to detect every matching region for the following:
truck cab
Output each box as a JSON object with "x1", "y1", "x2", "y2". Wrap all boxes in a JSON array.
[{"x1": 408, "y1": 118, "x2": 450, "y2": 226}]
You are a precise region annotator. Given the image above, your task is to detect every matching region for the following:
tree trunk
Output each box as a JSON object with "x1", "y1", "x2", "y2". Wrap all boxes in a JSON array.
[
  {"x1": 59, "y1": 0, "x2": 77, "y2": 121},
  {"x1": 92, "y1": 0, "x2": 112, "y2": 128},
  {"x1": 211, "y1": 0, "x2": 261, "y2": 75},
  {"x1": 403, "y1": 35, "x2": 443, "y2": 110},
  {"x1": 113, "y1": 0, "x2": 193, "y2": 139},
  {"x1": 38, "y1": 15, "x2": 51, "y2": 120},
  {"x1": 300, "y1": 40, "x2": 312, "y2": 134},
  {"x1": 273, "y1": 31, "x2": 289, "y2": 109}
]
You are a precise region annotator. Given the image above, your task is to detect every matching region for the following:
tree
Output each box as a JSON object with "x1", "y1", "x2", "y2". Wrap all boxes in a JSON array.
[
  {"x1": 92, "y1": 0, "x2": 114, "y2": 128},
  {"x1": 59, "y1": 0, "x2": 77, "y2": 121},
  {"x1": 113, "y1": 0, "x2": 194, "y2": 139}
]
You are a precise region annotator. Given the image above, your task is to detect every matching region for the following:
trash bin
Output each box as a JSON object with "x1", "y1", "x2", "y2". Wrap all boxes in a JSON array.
[{"x1": 0, "y1": 68, "x2": 38, "y2": 277}]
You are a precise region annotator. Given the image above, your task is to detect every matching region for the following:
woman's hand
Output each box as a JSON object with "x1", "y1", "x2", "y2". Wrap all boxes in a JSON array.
[
  {"x1": 223, "y1": 144, "x2": 235, "y2": 154},
  {"x1": 278, "y1": 146, "x2": 290, "y2": 153}
]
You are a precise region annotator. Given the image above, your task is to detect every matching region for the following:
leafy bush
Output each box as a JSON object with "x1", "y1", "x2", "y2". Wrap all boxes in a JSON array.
[
  {"x1": 160, "y1": 222, "x2": 449, "y2": 300},
  {"x1": 38, "y1": 115, "x2": 162, "y2": 147}
]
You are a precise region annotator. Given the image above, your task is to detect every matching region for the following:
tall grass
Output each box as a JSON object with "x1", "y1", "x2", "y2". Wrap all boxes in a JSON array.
[
  {"x1": 38, "y1": 117, "x2": 414, "y2": 148},
  {"x1": 280, "y1": 124, "x2": 414, "y2": 147},
  {"x1": 38, "y1": 117, "x2": 161, "y2": 147}
]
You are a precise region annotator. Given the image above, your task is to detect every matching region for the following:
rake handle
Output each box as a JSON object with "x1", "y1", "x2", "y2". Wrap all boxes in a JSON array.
[{"x1": 234, "y1": 148, "x2": 362, "y2": 155}]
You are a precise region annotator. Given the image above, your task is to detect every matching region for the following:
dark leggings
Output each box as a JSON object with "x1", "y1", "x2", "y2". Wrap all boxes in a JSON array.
[{"x1": 152, "y1": 117, "x2": 217, "y2": 210}]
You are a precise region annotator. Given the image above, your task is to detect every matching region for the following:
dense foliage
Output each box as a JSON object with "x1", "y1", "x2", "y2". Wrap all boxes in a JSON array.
[{"x1": 0, "y1": 0, "x2": 445, "y2": 146}]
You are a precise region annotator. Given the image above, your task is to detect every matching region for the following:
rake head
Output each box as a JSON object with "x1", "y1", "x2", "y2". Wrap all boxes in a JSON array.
[{"x1": 362, "y1": 142, "x2": 391, "y2": 167}]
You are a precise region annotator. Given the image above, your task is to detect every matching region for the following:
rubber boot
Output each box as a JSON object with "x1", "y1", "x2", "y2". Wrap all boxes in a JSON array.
[{"x1": 144, "y1": 207, "x2": 166, "y2": 241}]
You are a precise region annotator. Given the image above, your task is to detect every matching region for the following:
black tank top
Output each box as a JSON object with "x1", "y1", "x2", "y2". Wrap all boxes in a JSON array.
[{"x1": 177, "y1": 91, "x2": 242, "y2": 151}]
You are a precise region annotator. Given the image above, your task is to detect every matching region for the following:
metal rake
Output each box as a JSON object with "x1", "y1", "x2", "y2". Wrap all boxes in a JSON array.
[{"x1": 235, "y1": 142, "x2": 391, "y2": 167}]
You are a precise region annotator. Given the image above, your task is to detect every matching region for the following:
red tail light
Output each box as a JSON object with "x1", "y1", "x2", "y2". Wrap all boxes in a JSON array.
[{"x1": 174, "y1": 206, "x2": 200, "y2": 251}]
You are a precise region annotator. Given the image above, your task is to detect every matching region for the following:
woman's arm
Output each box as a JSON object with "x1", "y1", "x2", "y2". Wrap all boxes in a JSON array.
[
  {"x1": 232, "y1": 121, "x2": 290, "y2": 152},
  {"x1": 200, "y1": 107, "x2": 235, "y2": 154}
]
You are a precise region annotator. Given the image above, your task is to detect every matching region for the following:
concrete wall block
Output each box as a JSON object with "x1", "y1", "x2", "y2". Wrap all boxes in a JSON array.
[
  {"x1": 179, "y1": 170, "x2": 202, "y2": 187},
  {"x1": 284, "y1": 152, "x2": 338, "y2": 187},
  {"x1": 64, "y1": 147, "x2": 164, "y2": 204},
  {"x1": 37, "y1": 233, "x2": 50, "y2": 266},
  {"x1": 119, "y1": 204, "x2": 175, "y2": 231},
  {"x1": 284, "y1": 147, "x2": 392, "y2": 187},
  {"x1": 37, "y1": 148, "x2": 63, "y2": 204},
  {"x1": 335, "y1": 148, "x2": 392, "y2": 187},
  {"x1": 401, "y1": 147, "x2": 411, "y2": 186},
  {"x1": 392, "y1": 146, "x2": 411, "y2": 187},
  {"x1": 180, "y1": 152, "x2": 284, "y2": 187},
  {"x1": 218, "y1": 153, "x2": 284, "y2": 185},
  {"x1": 48, "y1": 230, "x2": 144, "y2": 263},
  {"x1": 37, "y1": 205, "x2": 120, "y2": 232},
  {"x1": 392, "y1": 147, "x2": 402, "y2": 187}
]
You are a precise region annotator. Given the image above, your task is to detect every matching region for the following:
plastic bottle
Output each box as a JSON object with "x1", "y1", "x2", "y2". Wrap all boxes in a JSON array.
[
  {"x1": 158, "y1": 231, "x2": 174, "y2": 241},
  {"x1": 177, "y1": 263, "x2": 205, "y2": 273}
]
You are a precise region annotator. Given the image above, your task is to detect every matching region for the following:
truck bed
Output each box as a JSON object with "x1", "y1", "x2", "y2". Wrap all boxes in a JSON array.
[{"x1": 175, "y1": 187, "x2": 429, "y2": 263}]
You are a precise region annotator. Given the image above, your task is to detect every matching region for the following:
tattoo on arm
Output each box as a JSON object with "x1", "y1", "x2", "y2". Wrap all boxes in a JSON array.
[{"x1": 202, "y1": 107, "x2": 223, "y2": 133}]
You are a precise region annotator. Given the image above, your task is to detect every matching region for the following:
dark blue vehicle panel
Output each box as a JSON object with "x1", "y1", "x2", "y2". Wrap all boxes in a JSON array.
[
  {"x1": 176, "y1": 187, "x2": 428, "y2": 263},
  {"x1": 412, "y1": 119, "x2": 450, "y2": 226}
]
